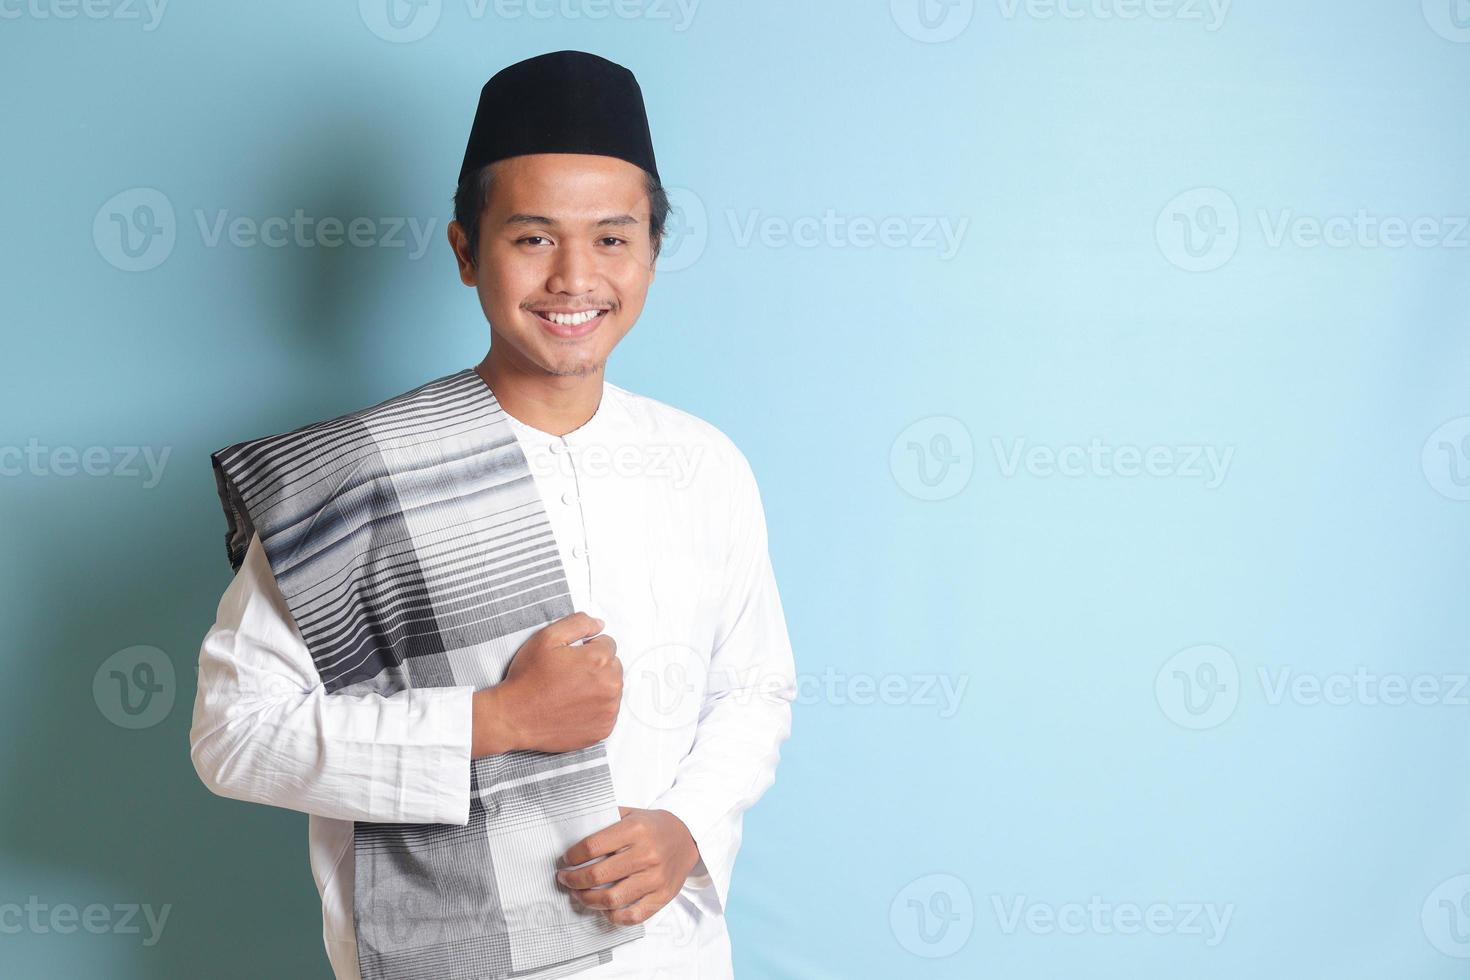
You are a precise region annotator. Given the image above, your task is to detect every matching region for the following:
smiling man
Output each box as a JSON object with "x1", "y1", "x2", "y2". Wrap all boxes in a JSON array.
[{"x1": 189, "y1": 50, "x2": 796, "y2": 980}]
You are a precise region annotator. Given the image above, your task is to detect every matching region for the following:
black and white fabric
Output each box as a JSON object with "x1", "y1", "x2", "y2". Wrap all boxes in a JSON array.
[{"x1": 209, "y1": 367, "x2": 643, "y2": 980}]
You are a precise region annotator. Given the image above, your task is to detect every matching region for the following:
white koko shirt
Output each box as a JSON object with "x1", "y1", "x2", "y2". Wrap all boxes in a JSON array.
[{"x1": 189, "y1": 379, "x2": 797, "y2": 980}]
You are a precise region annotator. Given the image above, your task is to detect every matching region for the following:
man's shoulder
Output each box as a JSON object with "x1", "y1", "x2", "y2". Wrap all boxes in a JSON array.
[{"x1": 603, "y1": 382, "x2": 753, "y2": 472}]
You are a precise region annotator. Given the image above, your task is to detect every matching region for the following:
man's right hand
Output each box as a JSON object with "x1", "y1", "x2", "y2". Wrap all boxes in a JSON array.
[{"x1": 471, "y1": 612, "x2": 623, "y2": 757}]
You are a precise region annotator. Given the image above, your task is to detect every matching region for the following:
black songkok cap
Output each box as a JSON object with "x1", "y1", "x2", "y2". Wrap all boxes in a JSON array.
[{"x1": 457, "y1": 50, "x2": 659, "y2": 187}]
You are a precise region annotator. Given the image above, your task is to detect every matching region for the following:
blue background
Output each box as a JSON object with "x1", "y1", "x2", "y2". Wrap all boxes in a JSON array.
[{"x1": 3, "y1": 0, "x2": 1469, "y2": 976}]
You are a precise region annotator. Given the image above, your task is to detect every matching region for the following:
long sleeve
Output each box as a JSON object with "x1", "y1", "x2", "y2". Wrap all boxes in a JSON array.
[
  {"x1": 653, "y1": 448, "x2": 797, "y2": 917},
  {"x1": 189, "y1": 531, "x2": 476, "y2": 825}
]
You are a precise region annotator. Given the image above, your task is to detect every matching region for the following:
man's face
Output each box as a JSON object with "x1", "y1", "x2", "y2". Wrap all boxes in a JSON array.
[{"x1": 451, "y1": 153, "x2": 656, "y2": 379}]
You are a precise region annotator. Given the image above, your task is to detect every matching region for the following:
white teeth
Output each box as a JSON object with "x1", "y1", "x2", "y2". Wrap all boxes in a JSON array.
[{"x1": 542, "y1": 310, "x2": 603, "y2": 326}]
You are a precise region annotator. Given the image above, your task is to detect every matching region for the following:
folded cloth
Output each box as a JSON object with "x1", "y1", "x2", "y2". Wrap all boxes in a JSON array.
[{"x1": 209, "y1": 367, "x2": 643, "y2": 980}]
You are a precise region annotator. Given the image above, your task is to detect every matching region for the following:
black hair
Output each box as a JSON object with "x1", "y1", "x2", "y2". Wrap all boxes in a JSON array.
[{"x1": 452, "y1": 162, "x2": 671, "y2": 269}]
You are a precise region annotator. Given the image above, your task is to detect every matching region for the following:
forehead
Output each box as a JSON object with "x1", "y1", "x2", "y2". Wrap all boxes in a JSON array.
[{"x1": 486, "y1": 153, "x2": 649, "y2": 220}]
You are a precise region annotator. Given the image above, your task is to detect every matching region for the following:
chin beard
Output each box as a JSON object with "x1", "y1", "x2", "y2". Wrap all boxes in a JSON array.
[{"x1": 543, "y1": 357, "x2": 602, "y2": 378}]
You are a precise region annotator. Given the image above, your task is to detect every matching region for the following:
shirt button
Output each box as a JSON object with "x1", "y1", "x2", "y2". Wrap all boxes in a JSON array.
[
  {"x1": 561, "y1": 491, "x2": 578, "y2": 506},
  {"x1": 571, "y1": 544, "x2": 587, "y2": 560},
  {"x1": 550, "y1": 441, "x2": 568, "y2": 455}
]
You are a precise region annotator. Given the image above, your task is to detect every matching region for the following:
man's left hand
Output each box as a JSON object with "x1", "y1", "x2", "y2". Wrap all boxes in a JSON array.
[{"x1": 557, "y1": 806, "x2": 701, "y2": 925}]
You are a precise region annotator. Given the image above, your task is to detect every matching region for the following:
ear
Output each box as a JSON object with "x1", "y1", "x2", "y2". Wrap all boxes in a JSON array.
[{"x1": 447, "y1": 221, "x2": 477, "y2": 286}]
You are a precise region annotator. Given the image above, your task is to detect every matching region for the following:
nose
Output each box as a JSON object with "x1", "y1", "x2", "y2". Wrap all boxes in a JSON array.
[{"x1": 546, "y1": 240, "x2": 597, "y2": 296}]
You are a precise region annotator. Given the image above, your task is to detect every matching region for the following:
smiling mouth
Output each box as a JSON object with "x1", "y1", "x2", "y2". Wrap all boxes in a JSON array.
[
  {"x1": 533, "y1": 309, "x2": 608, "y2": 326},
  {"x1": 531, "y1": 307, "x2": 611, "y2": 338}
]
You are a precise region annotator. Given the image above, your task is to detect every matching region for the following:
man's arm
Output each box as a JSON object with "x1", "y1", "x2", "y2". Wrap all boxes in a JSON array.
[
  {"x1": 189, "y1": 531, "x2": 475, "y2": 825},
  {"x1": 651, "y1": 446, "x2": 798, "y2": 916}
]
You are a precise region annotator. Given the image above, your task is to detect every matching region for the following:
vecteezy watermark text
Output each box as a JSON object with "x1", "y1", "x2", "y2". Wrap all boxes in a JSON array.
[
  {"x1": 0, "y1": 898, "x2": 171, "y2": 946},
  {"x1": 359, "y1": 0, "x2": 700, "y2": 43},
  {"x1": 0, "y1": 440, "x2": 169, "y2": 488},
  {"x1": 992, "y1": 437, "x2": 1234, "y2": 488},
  {"x1": 991, "y1": 895, "x2": 1234, "y2": 946},
  {"x1": 996, "y1": 0, "x2": 1229, "y2": 30},
  {"x1": 1157, "y1": 187, "x2": 1470, "y2": 272},
  {"x1": 524, "y1": 442, "x2": 707, "y2": 490},
  {"x1": 796, "y1": 668, "x2": 969, "y2": 718},
  {"x1": 94, "y1": 188, "x2": 437, "y2": 272},
  {"x1": 194, "y1": 209, "x2": 436, "y2": 259},
  {"x1": 0, "y1": 0, "x2": 168, "y2": 29},
  {"x1": 889, "y1": 0, "x2": 1230, "y2": 43},
  {"x1": 1257, "y1": 666, "x2": 1470, "y2": 708},
  {"x1": 726, "y1": 209, "x2": 969, "y2": 260},
  {"x1": 1156, "y1": 644, "x2": 1470, "y2": 730}
]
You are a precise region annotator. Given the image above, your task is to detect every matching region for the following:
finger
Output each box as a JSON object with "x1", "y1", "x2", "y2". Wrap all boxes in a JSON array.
[
  {"x1": 570, "y1": 869, "x2": 660, "y2": 912},
  {"x1": 576, "y1": 634, "x2": 617, "y2": 661},
  {"x1": 561, "y1": 820, "x2": 635, "y2": 868},
  {"x1": 604, "y1": 886, "x2": 671, "y2": 926},
  {"x1": 543, "y1": 612, "x2": 605, "y2": 647},
  {"x1": 557, "y1": 846, "x2": 645, "y2": 891},
  {"x1": 617, "y1": 806, "x2": 631, "y2": 818}
]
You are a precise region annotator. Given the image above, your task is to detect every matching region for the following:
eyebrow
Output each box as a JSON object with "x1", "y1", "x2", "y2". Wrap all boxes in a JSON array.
[{"x1": 504, "y1": 213, "x2": 642, "y2": 228}]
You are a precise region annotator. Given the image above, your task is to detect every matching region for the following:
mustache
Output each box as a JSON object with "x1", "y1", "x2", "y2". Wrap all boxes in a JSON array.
[{"x1": 524, "y1": 301, "x2": 617, "y2": 312}]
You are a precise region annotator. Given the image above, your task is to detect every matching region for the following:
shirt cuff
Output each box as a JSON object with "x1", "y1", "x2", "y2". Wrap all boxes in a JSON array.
[
  {"x1": 406, "y1": 685, "x2": 475, "y2": 826},
  {"x1": 653, "y1": 789, "x2": 736, "y2": 917}
]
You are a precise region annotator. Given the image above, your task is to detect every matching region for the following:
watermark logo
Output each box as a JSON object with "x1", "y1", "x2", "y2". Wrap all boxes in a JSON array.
[
  {"x1": 1422, "y1": 0, "x2": 1470, "y2": 43},
  {"x1": 638, "y1": 898, "x2": 700, "y2": 950},
  {"x1": 94, "y1": 188, "x2": 176, "y2": 272},
  {"x1": 370, "y1": 885, "x2": 446, "y2": 949},
  {"x1": 726, "y1": 210, "x2": 969, "y2": 260},
  {"x1": 1156, "y1": 187, "x2": 1239, "y2": 272},
  {"x1": 361, "y1": 0, "x2": 698, "y2": 41},
  {"x1": 996, "y1": 0, "x2": 1230, "y2": 31},
  {"x1": 360, "y1": 878, "x2": 600, "y2": 951},
  {"x1": 525, "y1": 440, "x2": 707, "y2": 490},
  {"x1": 891, "y1": 0, "x2": 974, "y2": 42},
  {"x1": 1157, "y1": 648, "x2": 1470, "y2": 727},
  {"x1": 0, "y1": 0, "x2": 168, "y2": 29},
  {"x1": 991, "y1": 895, "x2": 1233, "y2": 945},
  {"x1": 891, "y1": 873, "x2": 974, "y2": 957},
  {"x1": 1423, "y1": 875, "x2": 1470, "y2": 957},
  {"x1": 360, "y1": 0, "x2": 441, "y2": 41},
  {"x1": 394, "y1": 433, "x2": 707, "y2": 490},
  {"x1": 0, "y1": 440, "x2": 171, "y2": 486},
  {"x1": 1159, "y1": 188, "x2": 1469, "y2": 271},
  {"x1": 657, "y1": 187, "x2": 708, "y2": 273},
  {"x1": 650, "y1": 188, "x2": 967, "y2": 266},
  {"x1": 0, "y1": 899, "x2": 171, "y2": 946},
  {"x1": 94, "y1": 188, "x2": 436, "y2": 270},
  {"x1": 93, "y1": 646, "x2": 175, "y2": 729},
  {"x1": 797, "y1": 668, "x2": 969, "y2": 718},
  {"x1": 624, "y1": 641, "x2": 708, "y2": 732},
  {"x1": 1258, "y1": 210, "x2": 1469, "y2": 250},
  {"x1": 1155, "y1": 644, "x2": 1239, "y2": 730},
  {"x1": 1258, "y1": 667, "x2": 1470, "y2": 708},
  {"x1": 992, "y1": 437, "x2": 1233, "y2": 487},
  {"x1": 193, "y1": 209, "x2": 436, "y2": 258},
  {"x1": 1422, "y1": 417, "x2": 1470, "y2": 501},
  {"x1": 890, "y1": 416, "x2": 974, "y2": 501}
]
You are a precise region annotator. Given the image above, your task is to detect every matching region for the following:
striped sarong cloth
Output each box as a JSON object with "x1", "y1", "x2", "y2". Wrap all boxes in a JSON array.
[{"x1": 209, "y1": 367, "x2": 643, "y2": 979}]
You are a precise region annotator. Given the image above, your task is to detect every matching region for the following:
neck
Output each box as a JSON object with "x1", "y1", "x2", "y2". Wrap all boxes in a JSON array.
[{"x1": 474, "y1": 346, "x2": 604, "y2": 438}]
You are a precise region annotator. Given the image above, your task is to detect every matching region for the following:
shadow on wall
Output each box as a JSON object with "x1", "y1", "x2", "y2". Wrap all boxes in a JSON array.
[{"x1": 0, "y1": 114, "x2": 430, "y2": 979}]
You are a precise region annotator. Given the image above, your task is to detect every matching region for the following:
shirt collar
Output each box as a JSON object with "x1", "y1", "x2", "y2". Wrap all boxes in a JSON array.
[{"x1": 500, "y1": 379, "x2": 622, "y2": 447}]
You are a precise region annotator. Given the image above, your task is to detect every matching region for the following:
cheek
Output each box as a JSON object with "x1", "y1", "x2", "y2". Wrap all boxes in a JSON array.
[
  {"x1": 479, "y1": 259, "x2": 537, "y2": 311},
  {"x1": 607, "y1": 260, "x2": 653, "y2": 308}
]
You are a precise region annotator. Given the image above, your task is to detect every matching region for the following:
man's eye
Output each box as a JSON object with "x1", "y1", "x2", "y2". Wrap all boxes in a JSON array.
[
  {"x1": 599, "y1": 237, "x2": 628, "y2": 247},
  {"x1": 518, "y1": 235, "x2": 551, "y2": 246}
]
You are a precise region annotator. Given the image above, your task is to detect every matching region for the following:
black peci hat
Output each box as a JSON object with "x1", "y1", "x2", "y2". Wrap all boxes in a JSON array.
[{"x1": 458, "y1": 50, "x2": 659, "y2": 186}]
